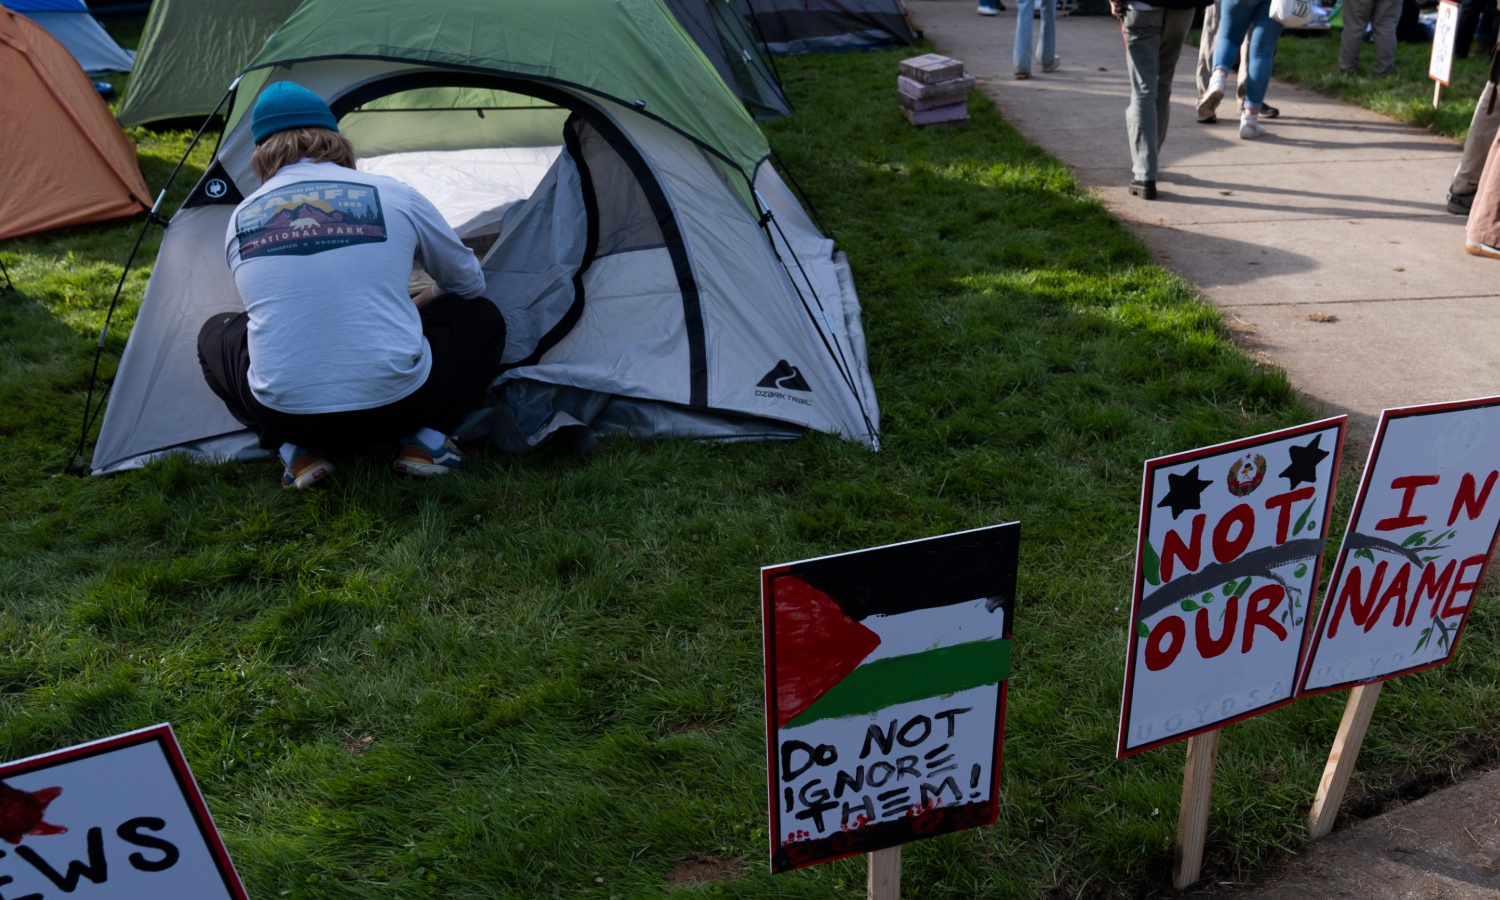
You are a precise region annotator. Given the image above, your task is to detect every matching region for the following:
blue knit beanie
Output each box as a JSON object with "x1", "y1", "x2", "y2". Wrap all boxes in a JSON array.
[{"x1": 251, "y1": 82, "x2": 338, "y2": 145}]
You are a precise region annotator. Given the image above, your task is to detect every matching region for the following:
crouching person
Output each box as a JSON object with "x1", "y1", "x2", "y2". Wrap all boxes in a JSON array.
[{"x1": 198, "y1": 82, "x2": 506, "y2": 488}]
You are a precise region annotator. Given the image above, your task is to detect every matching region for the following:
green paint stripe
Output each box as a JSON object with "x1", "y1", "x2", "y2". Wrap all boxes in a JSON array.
[{"x1": 785, "y1": 639, "x2": 1011, "y2": 728}]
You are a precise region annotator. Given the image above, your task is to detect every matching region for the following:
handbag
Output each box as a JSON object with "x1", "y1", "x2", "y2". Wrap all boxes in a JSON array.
[{"x1": 1270, "y1": 0, "x2": 1314, "y2": 28}]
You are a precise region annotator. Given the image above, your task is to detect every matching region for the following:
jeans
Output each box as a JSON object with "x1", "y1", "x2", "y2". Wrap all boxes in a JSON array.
[
  {"x1": 1123, "y1": 7, "x2": 1194, "y2": 181},
  {"x1": 1015, "y1": 0, "x2": 1058, "y2": 74},
  {"x1": 1212, "y1": 0, "x2": 1283, "y2": 109},
  {"x1": 1196, "y1": 0, "x2": 1252, "y2": 102}
]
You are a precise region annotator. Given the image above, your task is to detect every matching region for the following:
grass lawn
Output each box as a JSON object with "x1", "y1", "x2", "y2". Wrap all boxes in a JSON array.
[
  {"x1": 1271, "y1": 27, "x2": 1494, "y2": 139},
  {"x1": 2, "y1": 21, "x2": 1499, "y2": 899}
]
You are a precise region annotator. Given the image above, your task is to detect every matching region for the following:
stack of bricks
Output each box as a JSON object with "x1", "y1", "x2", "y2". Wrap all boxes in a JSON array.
[{"x1": 897, "y1": 53, "x2": 974, "y2": 127}]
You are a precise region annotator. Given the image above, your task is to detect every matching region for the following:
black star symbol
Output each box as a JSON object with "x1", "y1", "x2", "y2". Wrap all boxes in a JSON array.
[
  {"x1": 1279, "y1": 434, "x2": 1330, "y2": 489},
  {"x1": 1157, "y1": 464, "x2": 1213, "y2": 519}
]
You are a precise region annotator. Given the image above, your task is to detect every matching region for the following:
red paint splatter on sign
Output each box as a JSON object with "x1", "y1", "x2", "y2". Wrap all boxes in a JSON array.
[
  {"x1": 0, "y1": 782, "x2": 66, "y2": 844},
  {"x1": 773, "y1": 575, "x2": 881, "y2": 728}
]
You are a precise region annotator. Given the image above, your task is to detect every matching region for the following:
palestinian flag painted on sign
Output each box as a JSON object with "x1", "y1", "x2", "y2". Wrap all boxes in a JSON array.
[{"x1": 762, "y1": 523, "x2": 1018, "y2": 873}]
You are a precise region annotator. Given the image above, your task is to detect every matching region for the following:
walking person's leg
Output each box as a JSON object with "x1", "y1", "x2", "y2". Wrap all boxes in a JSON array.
[
  {"x1": 1197, "y1": 0, "x2": 1223, "y2": 119},
  {"x1": 1204, "y1": 0, "x2": 1256, "y2": 118},
  {"x1": 1239, "y1": 2, "x2": 1283, "y2": 136},
  {"x1": 1039, "y1": 0, "x2": 1060, "y2": 70},
  {"x1": 1451, "y1": 81, "x2": 1500, "y2": 212},
  {"x1": 1155, "y1": 9, "x2": 1194, "y2": 149},
  {"x1": 1124, "y1": 8, "x2": 1166, "y2": 196},
  {"x1": 1014, "y1": 0, "x2": 1038, "y2": 75}
]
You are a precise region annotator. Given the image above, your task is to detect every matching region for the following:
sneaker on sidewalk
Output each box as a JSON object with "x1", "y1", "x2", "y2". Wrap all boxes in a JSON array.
[
  {"x1": 282, "y1": 448, "x2": 333, "y2": 490},
  {"x1": 978, "y1": 3, "x2": 999, "y2": 14},
  {"x1": 393, "y1": 434, "x2": 463, "y2": 477},
  {"x1": 1448, "y1": 190, "x2": 1475, "y2": 215},
  {"x1": 1239, "y1": 113, "x2": 1266, "y2": 139},
  {"x1": 1197, "y1": 71, "x2": 1226, "y2": 120},
  {"x1": 1041, "y1": 55, "x2": 1061, "y2": 73},
  {"x1": 1466, "y1": 238, "x2": 1500, "y2": 259}
]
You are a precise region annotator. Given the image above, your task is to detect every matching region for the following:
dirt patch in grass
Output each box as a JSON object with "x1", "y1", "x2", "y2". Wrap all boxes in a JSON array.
[{"x1": 666, "y1": 853, "x2": 742, "y2": 889}]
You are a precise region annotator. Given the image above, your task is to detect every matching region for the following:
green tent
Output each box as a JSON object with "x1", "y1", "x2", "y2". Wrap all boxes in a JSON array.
[
  {"x1": 93, "y1": 0, "x2": 879, "y2": 473},
  {"x1": 116, "y1": 0, "x2": 303, "y2": 128},
  {"x1": 119, "y1": 0, "x2": 788, "y2": 129}
]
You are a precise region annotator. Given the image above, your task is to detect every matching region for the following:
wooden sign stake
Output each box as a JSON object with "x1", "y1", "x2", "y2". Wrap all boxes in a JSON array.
[
  {"x1": 1434, "y1": 81, "x2": 1443, "y2": 108},
  {"x1": 867, "y1": 846, "x2": 901, "y2": 900},
  {"x1": 1308, "y1": 681, "x2": 1384, "y2": 839},
  {"x1": 1171, "y1": 729, "x2": 1221, "y2": 890}
]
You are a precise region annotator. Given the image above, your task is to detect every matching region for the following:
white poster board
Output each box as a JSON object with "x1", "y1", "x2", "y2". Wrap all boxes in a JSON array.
[
  {"x1": 1430, "y1": 0, "x2": 1461, "y2": 85},
  {"x1": 1119, "y1": 418, "x2": 1346, "y2": 755},
  {"x1": 0, "y1": 724, "x2": 246, "y2": 899},
  {"x1": 1299, "y1": 398, "x2": 1500, "y2": 695},
  {"x1": 762, "y1": 524, "x2": 1018, "y2": 872}
]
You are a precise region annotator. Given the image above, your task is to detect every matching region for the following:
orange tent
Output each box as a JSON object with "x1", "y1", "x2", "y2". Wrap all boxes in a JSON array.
[{"x1": 0, "y1": 3, "x2": 150, "y2": 240}]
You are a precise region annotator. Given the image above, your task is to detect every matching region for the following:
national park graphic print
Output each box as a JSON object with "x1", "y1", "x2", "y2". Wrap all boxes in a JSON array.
[{"x1": 235, "y1": 180, "x2": 387, "y2": 259}]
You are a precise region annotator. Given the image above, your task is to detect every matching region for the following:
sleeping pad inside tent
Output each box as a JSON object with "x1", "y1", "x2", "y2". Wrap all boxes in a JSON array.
[{"x1": 91, "y1": 0, "x2": 879, "y2": 475}]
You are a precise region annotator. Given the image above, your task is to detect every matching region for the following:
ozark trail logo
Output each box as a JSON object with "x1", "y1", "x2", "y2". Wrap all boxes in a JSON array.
[
  {"x1": 756, "y1": 360, "x2": 813, "y2": 407},
  {"x1": 757, "y1": 360, "x2": 811, "y2": 392},
  {"x1": 205, "y1": 179, "x2": 228, "y2": 199}
]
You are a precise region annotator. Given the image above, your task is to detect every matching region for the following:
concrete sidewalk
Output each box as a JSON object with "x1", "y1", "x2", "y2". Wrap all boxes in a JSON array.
[
  {"x1": 907, "y1": 4, "x2": 1500, "y2": 895},
  {"x1": 909, "y1": 1, "x2": 1500, "y2": 448}
]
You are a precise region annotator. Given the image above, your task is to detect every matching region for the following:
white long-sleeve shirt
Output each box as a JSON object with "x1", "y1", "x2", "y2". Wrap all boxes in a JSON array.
[{"x1": 226, "y1": 160, "x2": 486, "y2": 414}]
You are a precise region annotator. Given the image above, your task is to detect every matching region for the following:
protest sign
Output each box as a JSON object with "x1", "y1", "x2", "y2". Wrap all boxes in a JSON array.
[
  {"x1": 1298, "y1": 397, "x2": 1500, "y2": 696},
  {"x1": 762, "y1": 524, "x2": 1018, "y2": 875},
  {"x1": 1118, "y1": 417, "x2": 1346, "y2": 757},
  {"x1": 1430, "y1": 0, "x2": 1460, "y2": 86},
  {"x1": 0, "y1": 724, "x2": 246, "y2": 899}
]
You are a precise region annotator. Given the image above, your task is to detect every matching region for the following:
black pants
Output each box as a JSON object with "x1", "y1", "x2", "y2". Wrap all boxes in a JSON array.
[{"x1": 197, "y1": 295, "x2": 507, "y2": 451}]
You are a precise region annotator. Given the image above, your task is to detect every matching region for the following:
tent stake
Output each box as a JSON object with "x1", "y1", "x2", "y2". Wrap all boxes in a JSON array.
[
  {"x1": 1308, "y1": 681, "x2": 1383, "y2": 839},
  {"x1": 1172, "y1": 729, "x2": 1220, "y2": 890},
  {"x1": 867, "y1": 846, "x2": 900, "y2": 900}
]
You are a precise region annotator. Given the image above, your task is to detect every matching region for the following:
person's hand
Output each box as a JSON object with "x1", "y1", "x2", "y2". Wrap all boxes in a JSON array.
[
  {"x1": 411, "y1": 285, "x2": 435, "y2": 307},
  {"x1": 1110, "y1": 0, "x2": 1126, "y2": 16}
]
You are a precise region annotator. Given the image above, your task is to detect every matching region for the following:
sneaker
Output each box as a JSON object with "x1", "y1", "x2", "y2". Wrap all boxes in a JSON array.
[
  {"x1": 1466, "y1": 238, "x2": 1500, "y2": 259},
  {"x1": 1448, "y1": 190, "x2": 1475, "y2": 215},
  {"x1": 1239, "y1": 113, "x2": 1266, "y2": 139},
  {"x1": 282, "y1": 448, "x2": 333, "y2": 490},
  {"x1": 1197, "y1": 71, "x2": 1226, "y2": 120},
  {"x1": 1041, "y1": 56, "x2": 1061, "y2": 73},
  {"x1": 1260, "y1": 103, "x2": 1280, "y2": 119},
  {"x1": 1129, "y1": 179, "x2": 1157, "y2": 199},
  {"x1": 978, "y1": 3, "x2": 998, "y2": 13},
  {"x1": 1014, "y1": 69, "x2": 1031, "y2": 79},
  {"x1": 392, "y1": 434, "x2": 463, "y2": 477}
]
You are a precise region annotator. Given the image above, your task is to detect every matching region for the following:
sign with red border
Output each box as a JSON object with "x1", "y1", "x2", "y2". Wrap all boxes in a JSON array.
[
  {"x1": 762, "y1": 524, "x2": 1018, "y2": 873},
  {"x1": 1119, "y1": 418, "x2": 1346, "y2": 756},
  {"x1": 1298, "y1": 397, "x2": 1500, "y2": 696},
  {"x1": 0, "y1": 724, "x2": 247, "y2": 899}
]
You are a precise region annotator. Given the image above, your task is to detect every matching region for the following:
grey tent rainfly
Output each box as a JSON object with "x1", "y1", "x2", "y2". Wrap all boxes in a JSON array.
[{"x1": 89, "y1": 0, "x2": 880, "y2": 475}]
